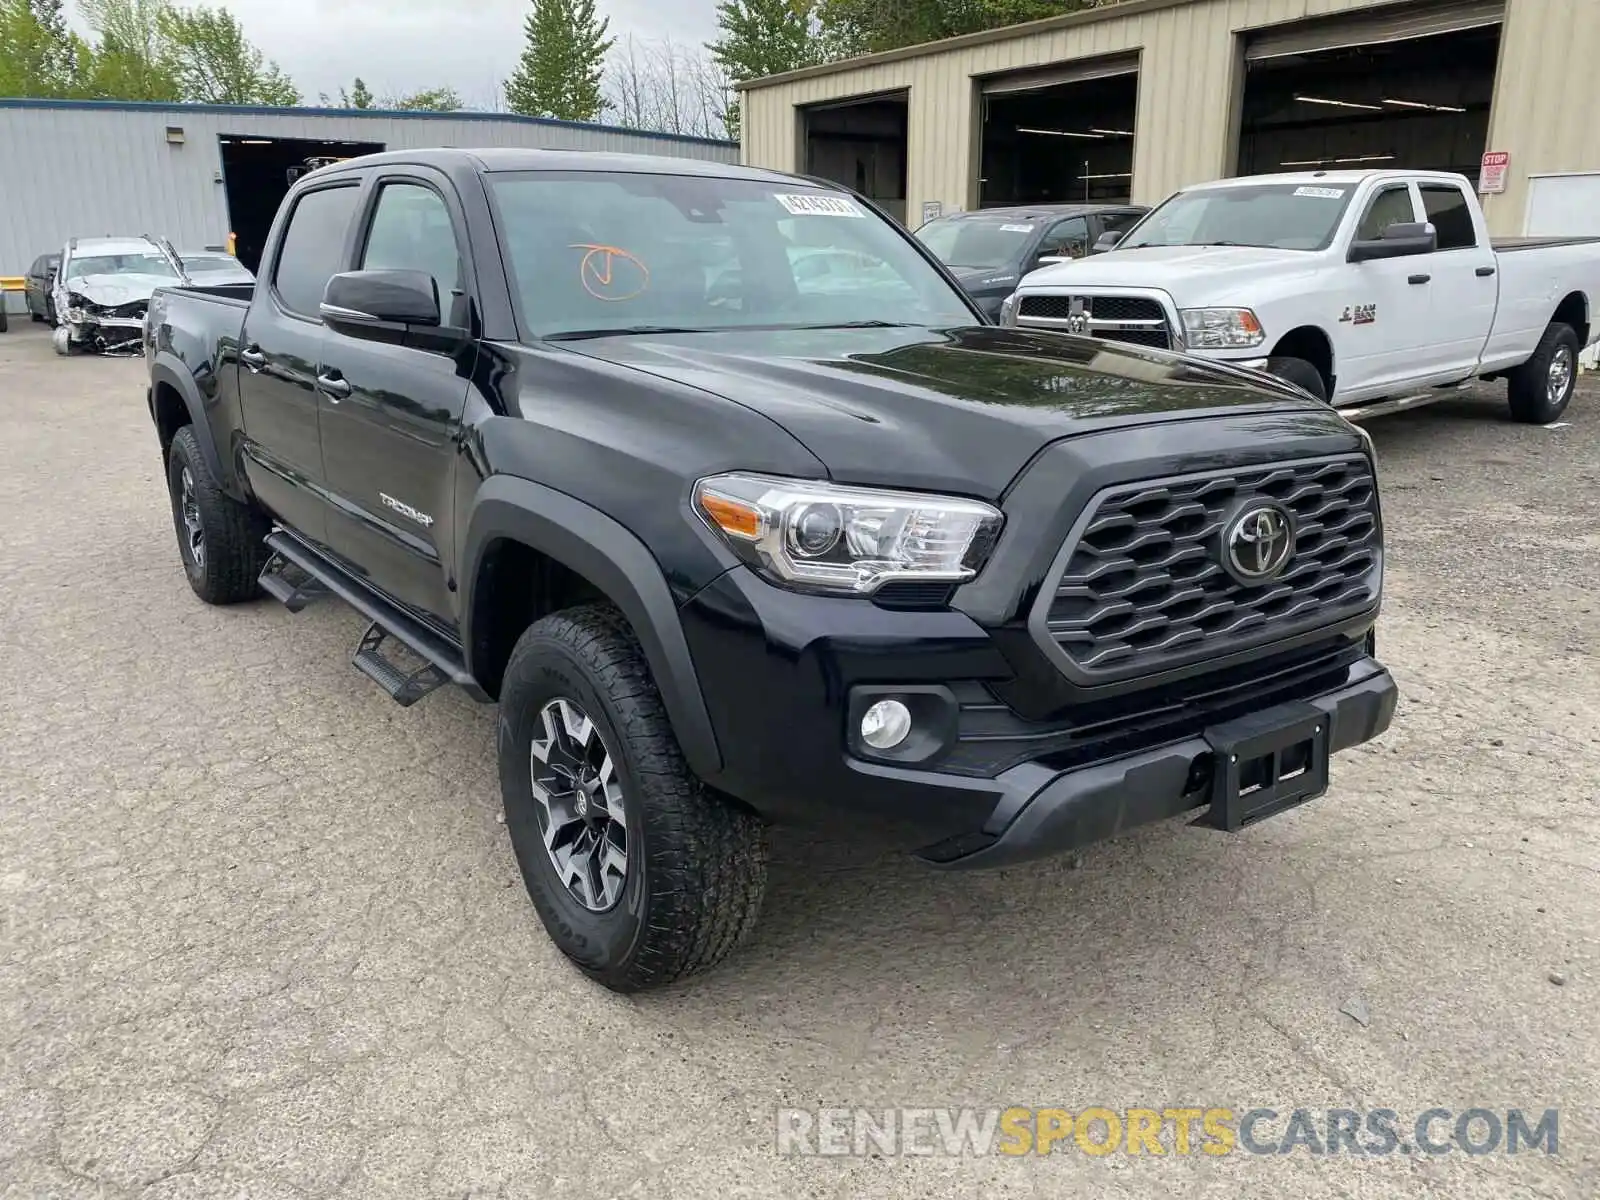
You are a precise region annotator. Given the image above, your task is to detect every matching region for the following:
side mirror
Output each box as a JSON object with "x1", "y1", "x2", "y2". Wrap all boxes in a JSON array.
[
  {"x1": 321, "y1": 269, "x2": 468, "y2": 351},
  {"x1": 1093, "y1": 230, "x2": 1124, "y2": 254},
  {"x1": 1348, "y1": 221, "x2": 1437, "y2": 262}
]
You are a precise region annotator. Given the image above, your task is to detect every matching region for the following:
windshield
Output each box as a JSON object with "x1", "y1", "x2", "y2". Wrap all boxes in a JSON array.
[
  {"x1": 915, "y1": 216, "x2": 1035, "y2": 271},
  {"x1": 65, "y1": 251, "x2": 179, "y2": 280},
  {"x1": 1120, "y1": 183, "x2": 1357, "y2": 251},
  {"x1": 183, "y1": 255, "x2": 250, "y2": 276},
  {"x1": 488, "y1": 171, "x2": 974, "y2": 337}
]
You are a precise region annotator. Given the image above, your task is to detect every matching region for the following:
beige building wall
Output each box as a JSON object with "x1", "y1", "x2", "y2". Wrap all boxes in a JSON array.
[{"x1": 741, "y1": 0, "x2": 1600, "y2": 236}]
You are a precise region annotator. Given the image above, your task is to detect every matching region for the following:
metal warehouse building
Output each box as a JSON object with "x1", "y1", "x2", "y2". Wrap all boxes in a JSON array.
[
  {"x1": 0, "y1": 99, "x2": 736, "y2": 295},
  {"x1": 738, "y1": 0, "x2": 1600, "y2": 238}
]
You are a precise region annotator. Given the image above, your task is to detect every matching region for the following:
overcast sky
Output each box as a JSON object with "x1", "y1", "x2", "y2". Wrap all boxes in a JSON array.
[{"x1": 81, "y1": 0, "x2": 723, "y2": 109}]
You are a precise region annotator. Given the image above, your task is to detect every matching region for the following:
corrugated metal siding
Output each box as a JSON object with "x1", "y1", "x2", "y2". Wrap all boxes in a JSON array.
[
  {"x1": 0, "y1": 103, "x2": 736, "y2": 276},
  {"x1": 744, "y1": 0, "x2": 1598, "y2": 236}
]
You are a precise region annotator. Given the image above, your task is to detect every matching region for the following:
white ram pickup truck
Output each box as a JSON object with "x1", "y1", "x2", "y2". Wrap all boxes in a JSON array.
[{"x1": 1003, "y1": 170, "x2": 1600, "y2": 424}]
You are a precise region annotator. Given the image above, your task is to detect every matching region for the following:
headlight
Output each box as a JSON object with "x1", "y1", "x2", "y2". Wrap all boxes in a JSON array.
[
  {"x1": 1180, "y1": 307, "x2": 1264, "y2": 348},
  {"x1": 999, "y1": 293, "x2": 1019, "y2": 326},
  {"x1": 693, "y1": 472, "x2": 1003, "y2": 595},
  {"x1": 66, "y1": 307, "x2": 86, "y2": 324}
]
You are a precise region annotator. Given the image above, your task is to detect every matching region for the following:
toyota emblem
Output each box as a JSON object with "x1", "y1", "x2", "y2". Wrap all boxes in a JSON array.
[{"x1": 1223, "y1": 502, "x2": 1294, "y2": 584}]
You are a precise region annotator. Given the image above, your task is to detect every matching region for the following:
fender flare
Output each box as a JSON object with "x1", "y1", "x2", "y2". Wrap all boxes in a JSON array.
[
  {"x1": 460, "y1": 475, "x2": 722, "y2": 779},
  {"x1": 150, "y1": 353, "x2": 226, "y2": 483}
]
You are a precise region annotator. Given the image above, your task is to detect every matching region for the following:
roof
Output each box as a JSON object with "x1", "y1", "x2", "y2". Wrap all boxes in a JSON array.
[
  {"x1": 69, "y1": 236, "x2": 164, "y2": 254},
  {"x1": 1182, "y1": 168, "x2": 1470, "y2": 189},
  {"x1": 738, "y1": 0, "x2": 1196, "y2": 91},
  {"x1": 940, "y1": 203, "x2": 1149, "y2": 220},
  {"x1": 0, "y1": 97, "x2": 736, "y2": 149},
  {"x1": 310, "y1": 146, "x2": 813, "y2": 185}
]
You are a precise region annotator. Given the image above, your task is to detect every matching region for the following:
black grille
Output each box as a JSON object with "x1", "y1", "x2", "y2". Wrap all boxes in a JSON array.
[
  {"x1": 1020, "y1": 295, "x2": 1164, "y2": 322},
  {"x1": 1099, "y1": 328, "x2": 1168, "y2": 349},
  {"x1": 1039, "y1": 456, "x2": 1380, "y2": 681}
]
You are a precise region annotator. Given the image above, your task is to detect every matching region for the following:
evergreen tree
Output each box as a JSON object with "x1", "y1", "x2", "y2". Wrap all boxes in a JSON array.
[
  {"x1": 709, "y1": 0, "x2": 821, "y2": 138},
  {"x1": 0, "y1": 0, "x2": 84, "y2": 96},
  {"x1": 504, "y1": 0, "x2": 614, "y2": 122},
  {"x1": 343, "y1": 76, "x2": 374, "y2": 108}
]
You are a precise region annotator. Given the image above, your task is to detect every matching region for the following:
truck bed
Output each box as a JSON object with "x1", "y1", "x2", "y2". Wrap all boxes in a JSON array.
[
  {"x1": 157, "y1": 282, "x2": 254, "y2": 306},
  {"x1": 1491, "y1": 236, "x2": 1600, "y2": 252}
]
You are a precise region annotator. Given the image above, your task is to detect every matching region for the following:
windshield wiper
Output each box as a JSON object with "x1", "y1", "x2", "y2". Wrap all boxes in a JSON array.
[
  {"x1": 787, "y1": 320, "x2": 916, "y2": 330},
  {"x1": 544, "y1": 325, "x2": 716, "y2": 341}
]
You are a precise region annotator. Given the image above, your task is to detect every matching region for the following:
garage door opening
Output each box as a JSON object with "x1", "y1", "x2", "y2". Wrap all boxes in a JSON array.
[
  {"x1": 802, "y1": 94, "x2": 908, "y2": 224},
  {"x1": 1237, "y1": 1, "x2": 1501, "y2": 178},
  {"x1": 978, "y1": 56, "x2": 1138, "y2": 208},
  {"x1": 219, "y1": 135, "x2": 383, "y2": 273}
]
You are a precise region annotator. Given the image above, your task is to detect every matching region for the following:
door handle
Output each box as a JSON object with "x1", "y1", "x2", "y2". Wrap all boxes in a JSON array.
[
  {"x1": 316, "y1": 371, "x2": 352, "y2": 401},
  {"x1": 240, "y1": 346, "x2": 266, "y2": 369},
  {"x1": 1476, "y1": 265, "x2": 1497, "y2": 277},
  {"x1": 1408, "y1": 274, "x2": 1431, "y2": 285}
]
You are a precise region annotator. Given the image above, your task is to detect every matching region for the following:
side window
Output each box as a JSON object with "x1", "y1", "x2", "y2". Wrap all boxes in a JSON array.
[
  {"x1": 1039, "y1": 217, "x2": 1090, "y2": 260},
  {"x1": 1355, "y1": 186, "x2": 1417, "y2": 241},
  {"x1": 273, "y1": 185, "x2": 360, "y2": 316},
  {"x1": 360, "y1": 181, "x2": 464, "y2": 317},
  {"x1": 1100, "y1": 211, "x2": 1143, "y2": 236},
  {"x1": 1419, "y1": 184, "x2": 1477, "y2": 251},
  {"x1": 30, "y1": 256, "x2": 46, "y2": 276}
]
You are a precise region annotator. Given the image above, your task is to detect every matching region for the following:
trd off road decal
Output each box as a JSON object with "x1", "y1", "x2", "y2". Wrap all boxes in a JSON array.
[{"x1": 1340, "y1": 303, "x2": 1377, "y2": 326}]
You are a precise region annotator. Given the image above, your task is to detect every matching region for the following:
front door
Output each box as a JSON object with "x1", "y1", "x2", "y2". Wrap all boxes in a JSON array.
[
  {"x1": 237, "y1": 181, "x2": 363, "y2": 542},
  {"x1": 317, "y1": 172, "x2": 475, "y2": 628},
  {"x1": 1337, "y1": 182, "x2": 1431, "y2": 400},
  {"x1": 1415, "y1": 180, "x2": 1498, "y2": 380}
]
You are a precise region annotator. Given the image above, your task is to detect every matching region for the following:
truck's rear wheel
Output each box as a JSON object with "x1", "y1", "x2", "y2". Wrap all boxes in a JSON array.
[
  {"x1": 1264, "y1": 356, "x2": 1328, "y2": 403},
  {"x1": 165, "y1": 426, "x2": 268, "y2": 604},
  {"x1": 498, "y1": 603, "x2": 767, "y2": 992},
  {"x1": 1508, "y1": 322, "x2": 1579, "y2": 424}
]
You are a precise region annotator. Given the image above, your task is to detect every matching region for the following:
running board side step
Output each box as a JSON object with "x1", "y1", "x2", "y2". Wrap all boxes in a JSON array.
[
  {"x1": 1337, "y1": 381, "x2": 1472, "y2": 423},
  {"x1": 261, "y1": 529, "x2": 481, "y2": 706},
  {"x1": 258, "y1": 551, "x2": 330, "y2": 612}
]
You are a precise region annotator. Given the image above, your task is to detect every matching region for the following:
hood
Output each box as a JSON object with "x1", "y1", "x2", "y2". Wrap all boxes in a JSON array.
[
  {"x1": 557, "y1": 325, "x2": 1324, "y2": 498},
  {"x1": 67, "y1": 273, "x2": 172, "y2": 307},
  {"x1": 1022, "y1": 244, "x2": 1321, "y2": 300}
]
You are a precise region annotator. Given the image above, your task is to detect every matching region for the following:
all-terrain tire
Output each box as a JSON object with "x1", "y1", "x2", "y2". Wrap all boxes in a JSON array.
[
  {"x1": 498, "y1": 602, "x2": 767, "y2": 992},
  {"x1": 1264, "y1": 356, "x2": 1328, "y2": 403},
  {"x1": 1507, "y1": 321, "x2": 1580, "y2": 424},
  {"x1": 165, "y1": 425, "x2": 269, "y2": 604}
]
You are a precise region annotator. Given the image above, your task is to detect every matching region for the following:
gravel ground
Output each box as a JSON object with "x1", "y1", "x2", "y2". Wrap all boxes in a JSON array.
[{"x1": 1, "y1": 322, "x2": 1597, "y2": 1199}]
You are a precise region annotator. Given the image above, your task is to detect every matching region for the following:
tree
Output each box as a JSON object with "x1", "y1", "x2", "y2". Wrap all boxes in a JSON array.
[
  {"x1": 709, "y1": 0, "x2": 821, "y2": 139},
  {"x1": 388, "y1": 85, "x2": 462, "y2": 111},
  {"x1": 158, "y1": 4, "x2": 300, "y2": 105},
  {"x1": 78, "y1": 0, "x2": 180, "y2": 100},
  {"x1": 0, "y1": 0, "x2": 85, "y2": 97},
  {"x1": 504, "y1": 0, "x2": 614, "y2": 122},
  {"x1": 344, "y1": 76, "x2": 374, "y2": 108},
  {"x1": 817, "y1": 0, "x2": 1117, "y2": 56},
  {"x1": 606, "y1": 36, "x2": 732, "y2": 140}
]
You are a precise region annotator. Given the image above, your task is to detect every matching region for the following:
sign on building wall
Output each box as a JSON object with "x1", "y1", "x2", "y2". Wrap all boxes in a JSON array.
[
  {"x1": 1478, "y1": 151, "x2": 1510, "y2": 195},
  {"x1": 920, "y1": 200, "x2": 943, "y2": 224}
]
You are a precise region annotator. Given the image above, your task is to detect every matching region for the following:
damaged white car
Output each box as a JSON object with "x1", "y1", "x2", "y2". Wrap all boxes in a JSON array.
[{"x1": 52, "y1": 236, "x2": 183, "y2": 356}]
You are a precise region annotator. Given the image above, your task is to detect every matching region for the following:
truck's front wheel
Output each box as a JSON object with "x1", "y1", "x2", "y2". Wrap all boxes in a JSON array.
[
  {"x1": 498, "y1": 603, "x2": 767, "y2": 992},
  {"x1": 1508, "y1": 322, "x2": 1580, "y2": 424},
  {"x1": 1264, "y1": 356, "x2": 1328, "y2": 403}
]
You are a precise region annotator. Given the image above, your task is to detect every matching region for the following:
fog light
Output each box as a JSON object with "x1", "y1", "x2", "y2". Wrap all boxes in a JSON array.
[{"x1": 861, "y1": 699, "x2": 912, "y2": 750}]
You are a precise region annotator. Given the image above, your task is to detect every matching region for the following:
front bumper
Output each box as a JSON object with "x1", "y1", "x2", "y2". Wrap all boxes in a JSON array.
[{"x1": 920, "y1": 668, "x2": 1396, "y2": 870}]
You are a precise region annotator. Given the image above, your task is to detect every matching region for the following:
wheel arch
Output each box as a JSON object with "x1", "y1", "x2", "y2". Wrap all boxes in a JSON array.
[
  {"x1": 1552, "y1": 291, "x2": 1589, "y2": 347},
  {"x1": 1268, "y1": 325, "x2": 1336, "y2": 395},
  {"x1": 150, "y1": 355, "x2": 225, "y2": 483},
  {"x1": 461, "y1": 475, "x2": 722, "y2": 779}
]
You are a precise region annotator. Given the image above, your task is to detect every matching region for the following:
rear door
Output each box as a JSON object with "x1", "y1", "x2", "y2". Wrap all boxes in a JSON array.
[
  {"x1": 1337, "y1": 181, "x2": 1431, "y2": 399},
  {"x1": 316, "y1": 169, "x2": 475, "y2": 627},
  {"x1": 237, "y1": 181, "x2": 363, "y2": 543},
  {"x1": 1415, "y1": 180, "x2": 1499, "y2": 378}
]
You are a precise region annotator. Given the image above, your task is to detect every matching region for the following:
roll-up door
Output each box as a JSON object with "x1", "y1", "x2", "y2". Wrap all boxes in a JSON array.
[
  {"x1": 1245, "y1": 0, "x2": 1503, "y2": 62},
  {"x1": 980, "y1": 54, "x2": 1138, "y2": 96}
]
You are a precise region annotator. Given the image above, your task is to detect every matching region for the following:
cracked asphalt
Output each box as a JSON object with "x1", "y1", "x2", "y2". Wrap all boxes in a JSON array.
[{"x1": 1, "y1": 321, "x2": 1597, "y2": 1198}]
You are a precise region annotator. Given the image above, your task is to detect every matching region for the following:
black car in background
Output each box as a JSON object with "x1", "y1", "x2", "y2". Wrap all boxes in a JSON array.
[
  {"x1": 915, "y1": 204, "x2": 1147, "y2": 320},
  {"x1": 25, "y1": 252, "x2": 60, "y2": 324}
]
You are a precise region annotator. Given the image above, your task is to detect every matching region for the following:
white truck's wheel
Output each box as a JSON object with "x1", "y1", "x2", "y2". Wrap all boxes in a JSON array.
[{"x1": 51, "y1": 325, "x2": 73, "y2": 356}]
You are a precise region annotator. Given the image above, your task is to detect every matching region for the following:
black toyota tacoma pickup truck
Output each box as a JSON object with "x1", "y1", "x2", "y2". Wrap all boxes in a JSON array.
[{"x1": 145, "y1": 149, "x2": 1397, "y2": 992}]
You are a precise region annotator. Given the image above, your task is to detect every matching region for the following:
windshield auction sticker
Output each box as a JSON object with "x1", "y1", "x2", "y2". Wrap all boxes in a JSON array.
[
  {"x1": 1293, "y1": 186, "x2": 1345, "y2": 199},
  {"x1": 775, "y1": 193, "x2": 865, "y2": 218},
  {"x1": 1000, "y1": 224, "x2": 1036, "y2": 233}
]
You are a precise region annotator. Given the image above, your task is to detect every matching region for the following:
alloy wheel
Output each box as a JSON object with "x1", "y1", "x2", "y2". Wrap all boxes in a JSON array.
[
  {"x1": 1548, "y1": 344, "x2": 1573, "y2": 407},
  {"x1": 179, "y1": 467, "x2": 205, "y2": 570},
  {"x1": 528, "y1": 697, "x2": 629, "y2": 911}
]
